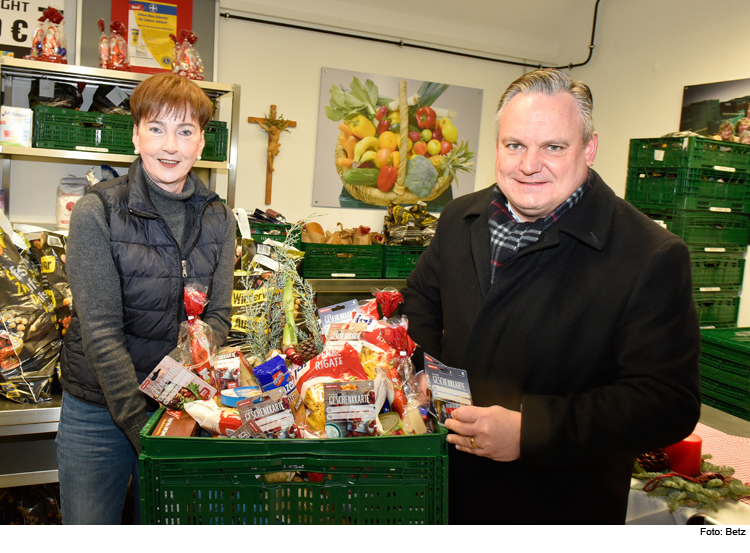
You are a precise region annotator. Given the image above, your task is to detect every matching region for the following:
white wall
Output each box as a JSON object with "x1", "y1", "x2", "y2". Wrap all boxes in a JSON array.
[
  {"x1": 216, "y1": 12, "x2": 524, "y2": 231},
  {"x1": 218, "y1": 0, "x2": 750, "y2": 325}
]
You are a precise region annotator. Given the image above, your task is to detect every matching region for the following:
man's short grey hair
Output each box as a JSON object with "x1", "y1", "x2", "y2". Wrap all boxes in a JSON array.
[{"x1": 494, "y1": 68, "x2": 595, "y2": 145}]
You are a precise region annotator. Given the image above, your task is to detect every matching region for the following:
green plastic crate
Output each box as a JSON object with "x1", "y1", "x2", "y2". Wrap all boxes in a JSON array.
[
  {"x1": 700, "y1": 327, "x2": 750, "y2": 366},
  {"x1": 659, "y1": 212, "x2": 750, "y2": 247},
  {"x1": 691, "y1": 252, "x2": 745, "y2": 290},
  {"x1": 245, "y1": 221, "x2": 300, "y2": 248},
  {"x1": 628, "y1": 136, "x2": 750, "y2": 172},
  {"x1": 700, "y1": 376, "x2": 750, "y2": 410},
  {"x1": 701, "y1": 394, "x2": 750, "y2": 422},
  {"x1": 203, "y1": 121, "x2": 228, "y2": 161},
  {"x1": 700, "y1": 357, "x2": 750, "y2": 390},
  {"x1": 694, "y1": 292, "x2": 740, "y2": 327},
  {"x1": 301, "y1": 244, "x2": 383, "y2": 278},
  {"x1": 625, "y1": 166, "x2": 750, "y2": 213},
  {"x1": 383, "y1": 245, "x2": 427, "y2": 278},
  {"x1": 139, "y1": 407, "x2": 448, "y2": 525},
  {"x1": 33, "y1": 105, "x2": 135, "y2": 154},
  {"x1": 634, "y1": 209, "x2": 750, "y2": 247}
]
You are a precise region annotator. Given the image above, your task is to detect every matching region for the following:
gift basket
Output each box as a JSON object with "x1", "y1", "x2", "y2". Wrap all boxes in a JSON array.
[
  {"x1": 138, "y1": 224, "x2": 449, "y2": 524},
  {"x1": 331, "y1": 79, "x2": 474, "y2": 207}
]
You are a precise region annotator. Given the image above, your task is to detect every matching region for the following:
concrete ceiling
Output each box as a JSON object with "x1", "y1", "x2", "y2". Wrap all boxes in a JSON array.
[{"x1": 220, "y1": 0, "x2": 599, "y2": 66}]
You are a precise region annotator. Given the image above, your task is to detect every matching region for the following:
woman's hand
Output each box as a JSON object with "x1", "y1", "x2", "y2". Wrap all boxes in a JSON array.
[{"x1": 444, "y1": 405, "x2": 521, "y2": 462}]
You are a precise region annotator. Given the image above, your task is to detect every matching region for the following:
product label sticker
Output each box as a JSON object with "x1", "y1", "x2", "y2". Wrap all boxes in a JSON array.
[
  {"x1": 318, "y1": 299, "x2": 360, "y2": 336},
  {"x1": 237, "y1": 388, "x2": 295, "y2": 439},
  {"x1": 105, "y1": 86, "x2": 127, "y2": 107},
  {"x1": 139, "y1": 355, "x2": 217, "y2": 410},
  {"x1": 424, "y1": 354, "x2": 472, "y2": 426},
  {"x1": 39, "y1": 79, "x2": 54, "y2": 99},
  {"x1": 653, "y1": 150, "x2": 665, "y2": 162},
  {"x1": 324, "y1": 380, "x2": 376, "y2": 438}
]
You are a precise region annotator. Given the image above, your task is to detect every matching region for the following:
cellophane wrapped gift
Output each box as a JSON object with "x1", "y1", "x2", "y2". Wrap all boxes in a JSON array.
[{"x1": 176, "y1": 283, "x2": 217, "y2": 383}]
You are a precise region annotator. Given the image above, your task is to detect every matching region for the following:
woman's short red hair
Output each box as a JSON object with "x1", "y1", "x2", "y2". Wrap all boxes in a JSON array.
[{"x1": 130, "y1": 73, "x2": 213, "y2": 130}]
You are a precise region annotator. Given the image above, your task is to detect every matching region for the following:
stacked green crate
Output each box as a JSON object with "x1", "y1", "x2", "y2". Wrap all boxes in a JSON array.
[
  {"x1": 699, "y1": 328, "x2": 750, "y2": 422},
  {"x1": 625, "y1": 136, "x2": 750, "y2": 328}
]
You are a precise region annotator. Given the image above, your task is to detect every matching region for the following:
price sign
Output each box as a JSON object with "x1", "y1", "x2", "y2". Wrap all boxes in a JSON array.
[{"x1": 0, "y1": 1, "x2": 49, "y2": 56}]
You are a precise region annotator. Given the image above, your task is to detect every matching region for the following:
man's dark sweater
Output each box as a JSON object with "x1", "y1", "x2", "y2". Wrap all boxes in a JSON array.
[{"x1": 65, "y1": 170, "x2": 236, "y2": 450}]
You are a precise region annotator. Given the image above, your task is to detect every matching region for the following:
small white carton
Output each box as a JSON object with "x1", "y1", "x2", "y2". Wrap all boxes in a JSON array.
[{"x1": 0, "y1": 106, "x2": 33, "y2": 147}]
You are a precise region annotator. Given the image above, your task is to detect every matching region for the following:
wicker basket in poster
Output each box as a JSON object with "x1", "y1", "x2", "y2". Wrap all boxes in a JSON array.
[{"x1": 335, "y1": 80, "x2": 453, "y2": 206}]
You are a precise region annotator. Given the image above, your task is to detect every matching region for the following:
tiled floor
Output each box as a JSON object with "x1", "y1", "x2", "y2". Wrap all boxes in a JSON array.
[{"x1": 699, "y1": 404, "x2": 750, "y2": 438}]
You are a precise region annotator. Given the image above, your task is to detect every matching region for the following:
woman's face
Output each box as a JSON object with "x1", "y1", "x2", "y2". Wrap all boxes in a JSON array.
[{"x1": 132, "y1": 110, "x2": 204, "y2": 193}]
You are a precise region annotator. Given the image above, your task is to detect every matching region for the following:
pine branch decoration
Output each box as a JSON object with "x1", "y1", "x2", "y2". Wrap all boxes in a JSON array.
[
  {"x1": 632, "y1": 453, "x2": 750, "y2": 513},
  {"x1": 238, "y1": 217, "x2": 323, "y2": 359}
]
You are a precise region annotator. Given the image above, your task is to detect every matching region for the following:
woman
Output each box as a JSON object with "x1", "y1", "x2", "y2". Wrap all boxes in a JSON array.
[
  {"x1": 736, "y1": 118, "x2": 750, "y2": 136},
  {"x1": 56, "y1": 73, "x2": 236, "y2": 524},
  {"x1": 713, "y1": 120, "x2": 738, "y2": 142}
]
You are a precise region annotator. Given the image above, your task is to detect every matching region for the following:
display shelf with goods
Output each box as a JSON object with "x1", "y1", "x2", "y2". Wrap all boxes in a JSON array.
[
  {"x1": 625, "y1": 137, "x2": 750, "y2": 331},
  {"x1": 0, "y1": 56, "x2": 241, "y2": 224}
]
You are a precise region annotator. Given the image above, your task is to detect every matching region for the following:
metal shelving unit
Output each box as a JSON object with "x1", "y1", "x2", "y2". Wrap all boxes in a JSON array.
[
  {"x1": 0, "y1": 56, "x2": 241, "y2": 217},
  {"x1": 0, "y1": 394, "x2": 62, "y2": 487}
]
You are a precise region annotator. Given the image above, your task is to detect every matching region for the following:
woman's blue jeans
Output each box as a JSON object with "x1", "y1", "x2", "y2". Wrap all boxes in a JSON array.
[{"x1": 55, "y1": 392, "x2": 141, "y2": 524}]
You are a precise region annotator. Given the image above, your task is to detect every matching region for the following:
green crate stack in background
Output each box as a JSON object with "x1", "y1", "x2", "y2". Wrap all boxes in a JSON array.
[
  {"x1": 699, "y1": 328, "x2": 750, "y2": 422},
  {"x1": 625, "y1": 136, "x2": 750, "y2": 329}
]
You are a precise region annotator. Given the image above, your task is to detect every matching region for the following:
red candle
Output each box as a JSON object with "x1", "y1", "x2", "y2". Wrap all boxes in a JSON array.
[{"x1": 665, "y1": 433, "x2": 703, "y2": 476}]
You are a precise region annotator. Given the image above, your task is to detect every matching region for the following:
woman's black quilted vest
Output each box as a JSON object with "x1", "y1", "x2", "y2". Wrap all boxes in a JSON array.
[{"x1": 60, "y1": 162, "x2": 227, "y2": 407}]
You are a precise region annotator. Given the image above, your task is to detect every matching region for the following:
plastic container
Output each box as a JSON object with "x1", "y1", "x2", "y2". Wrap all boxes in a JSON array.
[
  {"x1": 625, "y1": 166, "x2": 750, "y2": 213},
  {"x1": 690, "y1": 252, "x2": 746, "y2": 291},
  {"x1": 642, "y1": 211, "x2": 750, "y2": 247},
  {"x1": 301, "y1": 244, "x2": 383, "y2": 278},
  {"x1": 627, "y1": 136, "x2": 750, "y2": 172},
  {"x1": 139, "y1": 406, "x2": 449, "y2": 525},
  {"x1": 383, "y1": 245, "x2": 427, "y2": 278},
  {"x1": 247, "y1": 221, "x2": 298, "y2": 248},
  {"x1": 693, "y1": 292, "x2": 741, "y2": 328},
  {"x1": 203, "y1": 121, "x2": 228, "y2": 161},
  {"x1": 33, "y1": 105, "x2": 134, "y2": 154}
]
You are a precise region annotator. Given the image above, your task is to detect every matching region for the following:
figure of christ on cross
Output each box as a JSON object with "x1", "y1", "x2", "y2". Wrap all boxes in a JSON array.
[{"x1": 248, "y1": 105, "x2": 297, "y2": 204}]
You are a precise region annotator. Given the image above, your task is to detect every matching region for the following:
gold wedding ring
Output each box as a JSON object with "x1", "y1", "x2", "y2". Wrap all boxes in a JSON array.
[{"x1": 470, "y1": 437, "x2": 477, "y2": 449}]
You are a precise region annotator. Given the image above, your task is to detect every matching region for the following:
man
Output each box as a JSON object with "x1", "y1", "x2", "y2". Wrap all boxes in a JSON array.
[{"x1": 401, "y1": 68, "x2": 701, "y2": 525}]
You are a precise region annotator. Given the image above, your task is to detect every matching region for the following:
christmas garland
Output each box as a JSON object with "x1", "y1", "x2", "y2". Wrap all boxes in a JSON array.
[{"x1": 632, "y1": 454, "x2": 750, "y2": 513}]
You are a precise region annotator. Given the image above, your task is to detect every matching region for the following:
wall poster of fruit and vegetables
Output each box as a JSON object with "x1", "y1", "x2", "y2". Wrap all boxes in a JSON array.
[{"x1": 313, "y1": 67, "x2": 483, "y2": 212}]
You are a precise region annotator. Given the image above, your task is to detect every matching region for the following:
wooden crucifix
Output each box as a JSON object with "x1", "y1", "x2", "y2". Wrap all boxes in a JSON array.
[{"x1": 248, "y1": 105, "x2": 297, "y2": 205}]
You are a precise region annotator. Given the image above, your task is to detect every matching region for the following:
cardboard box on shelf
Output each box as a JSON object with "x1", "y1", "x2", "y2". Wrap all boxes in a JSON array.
[{"x1": 0, "y1": 106, "x2": 32, "y2": 147}]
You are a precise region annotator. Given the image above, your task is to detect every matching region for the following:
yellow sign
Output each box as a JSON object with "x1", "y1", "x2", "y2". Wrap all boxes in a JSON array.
[{"x1": 129, "y1": 1, "x2": 178, "y2": 70}]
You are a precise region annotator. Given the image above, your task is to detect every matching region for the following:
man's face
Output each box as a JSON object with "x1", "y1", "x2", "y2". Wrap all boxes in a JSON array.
[{"x1": 495, "y1": 92, "x2": 597, "y2": 222}]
